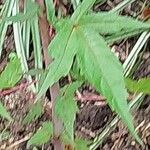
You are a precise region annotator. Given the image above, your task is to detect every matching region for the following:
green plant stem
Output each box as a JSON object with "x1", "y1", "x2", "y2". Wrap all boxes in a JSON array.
[{"x1": 37, "y1": 0, "x2": 63, "y2": 149}]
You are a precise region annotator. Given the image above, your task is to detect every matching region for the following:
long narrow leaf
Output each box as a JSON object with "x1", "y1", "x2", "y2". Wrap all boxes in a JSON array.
[
  {"x1": 12, "y1": 0, "x2": 35, "y2": 92},
  {"x1": 0, "y1": 0, "x2": 15, "y2": 56},
  {"x1": 30, "y1": 15, "x2": 43, "y2": 90},
  {"x1": 37, "y1": 22, "x2": 77, "y2": 99},
  {"x1": 45, "y1": 0, "x2": 57, "y2": 25},
  {"x1": 78, "y1": 12, "x2": 150, "y2": 34},
  {"x1": 3, "y1": 0, "x2": 39, "y2": 23},
  {"x1": 76, "y1": 27, "x2": 141, "y2": 144},
  {"x1": 22, "y1": 0, "x2": 31, "y2": 59}
]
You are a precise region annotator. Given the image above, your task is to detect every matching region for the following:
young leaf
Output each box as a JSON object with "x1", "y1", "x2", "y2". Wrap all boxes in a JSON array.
[
  {"x1": 28, "y1": 122, "x2": 53, "y2": 147},
  {"x1": 78, "y1": 12, "x2": 150, "y2": 34},
  {"x1": 23, "y1": 101, "x2": 43, "y2": 125},
  {"x1": 37, "y1": 21, "x2": 77, "y2": 99},
  {"x1": 0, "y1": 53, "x2": 22, "y2": 89},
  {"x1": 125, "y1": 77, "x2": 150, "y2": 94},
  {"x1": 75, "y1": 138, "x2": 89, "y2": 150},
  {"x1": 76, "y1": 27, "x2": 141, "y2": 143},
  {"x1": 0, "y1": 101, "x2": 13, "y2": 121},
  {"x1": 71, "y1": 0, "x2": 97, "y2": 22},
  {"x1": 55, "y1": 82, "x2": 81, "y2": 141},
  {"x1": 45, "y1": 0, "x2": 57, "y2": 25}
]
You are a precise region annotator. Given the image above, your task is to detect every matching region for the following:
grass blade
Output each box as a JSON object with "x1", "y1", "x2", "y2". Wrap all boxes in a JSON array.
[
  {"x1": 12, "y1": 0, "x2": 35, "y2": 92},
  {"x1": 0, "y1": 0, "x2": 15, "y2": 56},
  {"x1": 30, "y1": 15, "x2": 43, "y2": 90}
]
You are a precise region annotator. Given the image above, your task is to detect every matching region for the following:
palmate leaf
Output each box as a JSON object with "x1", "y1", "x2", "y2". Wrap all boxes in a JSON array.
[
  {"x1": 125, "y1": 77, "x2": 150, "y2": 94},
  {"x1": 0, "y1": 53, "x2": 22, "y2": 89},
  {"x1": 55, "y1": 82, "x2": 81, "y2": 141},
  {"x1": 37, "y1": 21, "x2": 77, "y2": 99},
  {"x1": 76, "y1": 27, "x2": 142, "y2": 143},
  {"x1": 78, "y1": 12, "x2": 150, "y2": 34}
]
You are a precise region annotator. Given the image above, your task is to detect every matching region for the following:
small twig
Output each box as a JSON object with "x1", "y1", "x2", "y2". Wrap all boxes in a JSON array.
[
  {"x1": 76, "y1": 94, "x2": 106, "y2": 102},
  {"x1": 36, "y1": 0, "x2": 62, "y2": 149},
  {"x1": 6, "y1": 133, "x2": 32, "y2": 150},
  {"x1": 0, "y1": 80, "x2": 37, "y2": 97}
]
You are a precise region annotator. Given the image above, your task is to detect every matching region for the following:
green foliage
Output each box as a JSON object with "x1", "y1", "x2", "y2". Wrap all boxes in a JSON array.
[
  {"x1": 0, "y1": 0, "x2": 149, "y2": 148},
  {"x1": 55, "y1": 82, "x2": 81, "y2": 141},
  {"x1": 74, "y1": 138, "x2": 89, "y2": 150},
  {"x1": 71, "y1": 0, "x2": 97, "y2": 21},
  {"x1": 37, "y1": 0, "x2": 150, "y2": 144},
  {"x1": 0, "y1": 53, "x2": 22, "y2": 121},
  {"x1": 0, "y1": 131, "x2": 10, "y2": 141},
  {"x1": 78, "y1": 13, "x2": 150, "y2": 34},
  {"x1": 125, "y1": 77, "x2": 150, "y2": 94},
  {"x1": 23, "y1": 101, "x2": 43, "y2": 125},
  {"x1": 0, "y1": 53, "x2": 22, "y2": 89},
  {"x1": 45, "y1": 0, "x2": 57, "y2": 25},
  {"x1": 37, "y1": 21, "x2": 78, "y2": 99},
  {"x1": 61, "y1": 132, "x2": 90, "y2": 149},
  {"x1": 76, "y1": 27, "x2": 142, "y2": 143},
  {"x1": 3, "y1": 0, "x2": 39, "y2": 23},
  {"x1": 28, "y1": 122, "x2": 53, "y2": 147},
  {"x1": 25, "y1": 69, "x2": 44, "y2": 76},
  {"x1": 0, "y1": 101, "x2": 12, "y2": 121}
]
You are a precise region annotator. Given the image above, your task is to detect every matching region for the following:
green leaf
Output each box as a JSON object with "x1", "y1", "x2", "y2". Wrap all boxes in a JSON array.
[
  {"x1": 23, "y1": 101, "x2": 43, "y2": 125},
  {"x1": 125, "y1": 77, "x2": 150, "y2": 94},
  {"x1": 78, "y1": 12, "x2": 150, "y2": 34},
  {"x1": 24, "y1": 69, "x2": 44, "y2": 76},
  {"x1": 76, "y1": 27, "x2": 141, "y2": 144},
  {"x1": 37, "y1": 21, "x2": 77, "y2": 99},
  {"x1": 60, "y1": 131, "x2": 75, "y2": 146},
  {"x1": 28, "y1": 122, "x2": 53, "y2": 147},
  {"x1": 0, "y1": 53, "x2": 22, "y2": 89},
  {"x1": 3, "y1": 0, "x2": 39, "y2": 23},
  {"x1": 75, "y1": 138, "x2": 89, "y2": 150},
  {"x1": 55, "y1": 82, "x2": 81, "y2": 141},
  {"x1": 0, "y1": 131, "x2": 10, "y2": 141},
  {"x1": 0, "y1": 101, "x2": 12, "y2": 121},
  {"x1": 70, "y1": 57, "x2": 84, "y2": 80},
  {"x1": 45, "y1": 0, "x2": 57, "y2": 25},
  {"x1": 71, "y1": 0, "x2": 97, "y2": 22},
  {"x1": 105, "y1": 29, "x2": 143, "y2": 43}
]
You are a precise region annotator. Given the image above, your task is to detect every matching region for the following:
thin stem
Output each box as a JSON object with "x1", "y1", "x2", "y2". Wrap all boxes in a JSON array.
[{"x1": 36, "y1": 0, "x2": 63, "y2": 149}]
